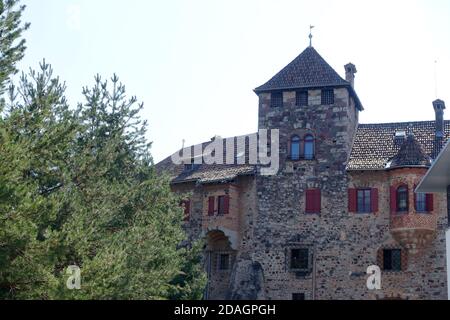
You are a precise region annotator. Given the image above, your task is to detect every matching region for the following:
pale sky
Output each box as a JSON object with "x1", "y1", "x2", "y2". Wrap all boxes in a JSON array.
[{"x1": 18, "y1": 0, "x2": 450, "y2": 163}]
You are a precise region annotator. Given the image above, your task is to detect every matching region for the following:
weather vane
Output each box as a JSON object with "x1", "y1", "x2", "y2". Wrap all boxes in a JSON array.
[{"x1": 309, "y1": 25, "x2": 315, "y2": 47}]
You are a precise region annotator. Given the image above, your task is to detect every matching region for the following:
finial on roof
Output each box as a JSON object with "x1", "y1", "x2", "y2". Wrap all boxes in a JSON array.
[{"x1": 309, "y1": 25, "x2": 314, "y2": 47}]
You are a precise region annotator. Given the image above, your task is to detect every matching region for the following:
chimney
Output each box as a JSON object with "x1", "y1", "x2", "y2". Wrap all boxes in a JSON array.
[
  {"x1": 433, "y1": 99, "x2": 446, "y2": 138},
  {"x1": 345, "y1": 63, "x2": 357, "y2": 89}
]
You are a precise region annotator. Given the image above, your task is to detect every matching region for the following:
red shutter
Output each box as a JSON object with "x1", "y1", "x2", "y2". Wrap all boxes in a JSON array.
[
  {"x1": 315, "y1": 189, "x2": 321, "y2": 214},
  {"x1": 371, "y1": 188, "x2": 379, "y2": 213},
  {"x1": 390, "y1": 186, "x2": 397, "y2": 214},
  {"x1": 224, "y1": 195, "x2": 230, "y2": 214},
  {"x1": 208, "y1": 196, "x2": 215, "y2": 216},
  {"x1": 426, "y1": 194, "x2": 434, "y2": 212},
  {"x1": 306, "y1": 189, "x2": 321, "y2": 214},
  {"x1": 348, "y1": 188, "x2": 357, "y2": 213},
  {"x1": 413, "y1": 184, "x2": 417, "y2": 211}
]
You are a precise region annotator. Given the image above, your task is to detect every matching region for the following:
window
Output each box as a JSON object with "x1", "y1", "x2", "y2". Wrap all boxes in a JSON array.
[
  {"x1": 397, "y1": 186, "x2": 408, "y2": 212},
  {"x1": 217, "y1": 195, "x2": 230, "y2": 215},
  {"x1": 296, "y1": 91, "x2": 308, "y2": 106},
  {"x1": 290, "y1": 135, "x2": 301, "y2": 160},
  {"x1": 357, "y1": 189, "x2": 371, "y2": 213},
  {"x1": 321, "y1": 89, "x2": 334, "y2": 105},
  {"x1": 383, "y1": 249, "x2": 402, "y2": 271},
  {"x1": 218, "y1": 254, "x2": 230, "y2": 271},
  {"x1": 415, "y1": 193, "x2": 426, "y2": 212},
  {"x1": 292, "y1": 293, "x2": 305, "y2": 300},
  {"x1": 305, "y1": 189, "x2": 321, "y2": 214},
  {"x1": 304, "y1": 135, "x2": 315, "y2": 160},
  {"x1": 270, "y1": 92, "x2": 283, "y2": 108},
  {"x1": 290, "y1": 249, "x2": 309, "y2": 270},
  {"x1": 184, "y1": 163, "x2": 199, "y2": 172}
]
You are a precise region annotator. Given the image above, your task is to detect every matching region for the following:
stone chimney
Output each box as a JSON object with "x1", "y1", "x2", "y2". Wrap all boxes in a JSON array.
[
  {"x1": 345, "y1": 63, "x2": 357, "y2": 89},
  {"x1": 433, "y1": 99, "x2": 446, "y2": 138}
]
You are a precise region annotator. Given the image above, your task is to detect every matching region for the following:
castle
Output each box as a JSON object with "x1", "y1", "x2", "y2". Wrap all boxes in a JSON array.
[{"x1": 156, "y1": 45, "x2": 449, "y2": 300}]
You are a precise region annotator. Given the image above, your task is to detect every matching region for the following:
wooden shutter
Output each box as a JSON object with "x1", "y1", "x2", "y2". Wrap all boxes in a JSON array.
[
  {"x1": 401, "y1": 249, "x2": 408, "y2": 271},
  {"x1": 315, "y1": 189, "x2": 321, "y2": 213},
  {"x1": 371, "y1": 188, "x2": 379, "y2": 213},
  {"x1": 413, "y1": 184, "x2": 417, "y2": 211},
  {"x1": 348, "y1": 188, "x2": 357, "y2": 213},
  {"x1": 426, "y1": 194, "x2": 434, "y2": 212},
  {"x1": 208, "y1": 196, "x2": 215, "y2": 216},
  {"x1": 306, "y1": 189, "x2": 321, "y2": 214},
  {"x1": 224, "y1": 195, "x2": 230, "y2": 214},
  {"x1": 390, "y1": 186, "x2": 397, "y2": 214}
]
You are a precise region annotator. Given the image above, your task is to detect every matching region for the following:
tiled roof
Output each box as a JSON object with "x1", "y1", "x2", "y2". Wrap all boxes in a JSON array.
[
  {"x1": 347, "y1": 121, "x2": 449, "y2": 171},
  {"x1": 389, "y1": 134, "x2": 431, "y2": 169},
  {"x1": 254, "y1": 46, "x2": 349, "y2": 93},
  {"x1": 155, "y1": 134, "x2": 257, "y2": 184}
]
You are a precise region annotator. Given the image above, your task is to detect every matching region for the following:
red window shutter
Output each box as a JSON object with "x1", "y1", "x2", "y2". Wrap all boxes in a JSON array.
[
  {"x1": 315, "y1": 189, "x2": 321, "y2": 213},
  {"x1": 426, "y1": 194, "x2": 434, "y2": 212},
  {"x1": 371, "y1": 188, "x2": 379, "y2": 213},
  {"x1": 208, "y1": 196, "x2": 215, "y2": 216},
  {"x1": 348, "y1": 188, "x2": 357, "y2": 213},
  {"x1": 413, "y1": 184, "x2": 417, "y2": 211},
  {"x1": 224, "y1": 195, "x2": 230, "y2": 214},
  {"x1": 390, "y1": 186, "x2": 397, "y2": 214}
]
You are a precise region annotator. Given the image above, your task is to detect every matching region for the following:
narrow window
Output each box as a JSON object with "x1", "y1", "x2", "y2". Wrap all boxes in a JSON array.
[
  {"x1": 383, "y1": 249, "x2": 402, "y2": 271},
  {"x1": 217, "y1": 196, "x2": 225, "y2": 215},
  {"x1": 218, "y1": 254, "x2": 230, "y2": 271},
  {"x1": 357, "y1": 189, "x2": 371, "y2": 213},
  {"x1": 296, "y1": 91, "x2": 308, "y2": 107},
  {"x1": 415, "y1": 192, "x2": 427, "y2": 212},
  {"x1": 270, "y1": 92, "x2": 283, "y2": 108},
  {"x1": 290, "y1": 249, "x2": 309, "y2": 270},
  {"x1": 321, "y1": 89, "x2": 334, "y2": 105},
  {"x1": 304, "y1": 135, "x2": 315, "y2": 160},
  {"x1": 292, "y1": 293, "x2": 305, "y2": 300},
  {"x1": 181, "y1": 200, "x2": 191, "y2": 221},
  {"x1": 397, "y1": 186, "x2": 408, "y2": 212},
  {"x1": 290, "y1": 135, "x2": 301, "y2": 160}
]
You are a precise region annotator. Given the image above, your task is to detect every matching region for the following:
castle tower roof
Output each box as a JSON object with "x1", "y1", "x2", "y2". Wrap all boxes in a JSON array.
[
  {"x1": 254, "y1": 46, "x2": 363, "y2": 110},
  {"x1": 389, "y1": 134, "x2": 432, "y2": 169}
]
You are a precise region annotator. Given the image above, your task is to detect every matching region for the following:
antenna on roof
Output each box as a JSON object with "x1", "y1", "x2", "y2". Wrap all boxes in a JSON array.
[{"x1": 309, "y1": 25, "x2": 315, "y2": 47}]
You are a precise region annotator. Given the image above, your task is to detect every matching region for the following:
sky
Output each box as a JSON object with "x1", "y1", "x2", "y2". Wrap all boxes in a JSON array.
[{"x1": 17, "y1": 0, "x2": 450, "y2": 163}]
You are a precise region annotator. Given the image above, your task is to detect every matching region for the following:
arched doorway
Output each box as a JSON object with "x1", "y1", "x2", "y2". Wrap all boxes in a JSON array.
[{"x1": 204, "y1": 230, "x2": 236, "y2": 300}]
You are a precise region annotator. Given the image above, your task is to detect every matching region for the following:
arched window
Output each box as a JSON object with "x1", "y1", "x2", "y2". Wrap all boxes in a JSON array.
[
  {"x1": 304, "y1": 135, "x2": 315, "y2": 160},
  {"x1": 290, "y1": 135, "x2": 300, "y2": 160},
  {"x1": 396, "y1": 186, "x2": 408, "y2": 212}
]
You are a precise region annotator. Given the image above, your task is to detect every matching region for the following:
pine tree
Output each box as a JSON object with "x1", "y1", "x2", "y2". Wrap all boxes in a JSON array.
[{"x1": 0, "y1": 0, "x2": 30, "y2": 96}]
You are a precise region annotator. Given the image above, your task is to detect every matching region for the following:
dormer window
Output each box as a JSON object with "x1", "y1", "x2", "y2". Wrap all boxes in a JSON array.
[
  {"x1": 296, "y1": 90, "x2": 308, "y2": 107},
  {"x1": 321, "y1": 89, "x2": 334, "y2": 105},
  {"x1": 270, "y1": 92, "x2": 283, "y2": 108},
  {"x1": 183, "y1": 163, "x2": 199, "y2": 172}
]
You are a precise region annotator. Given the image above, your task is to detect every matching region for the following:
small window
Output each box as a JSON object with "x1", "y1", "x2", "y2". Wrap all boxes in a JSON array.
[
  {"x1": 292, "y1": 293, "x2": 305, "y2": 300},
  {"x1": 290, "y1": 135, "x2": 301, "y2": 160},
  {"x1": 415, "y1": 193, "x2": 426, "y2": 212},
  {"x1": 357, "y1": 189, "x2": 371, "y2": 213},
  {"x1": 290, "y1": 248, "x2": 309, "y2": 270},
  {"x1": 218, "y1": 196, "x2": 226, "y2": 215},
  {"x1": 321, "y1": 89, "x2": 334, "y2": 105},
  {"x1": 305, "y1": 189, "x2": 321, "y2": 214},
  {"x1": 397, "y1": 186, "x2": 408, "y2": 212},
  {"x1": 218, "y1": 254, "x2": 230, "y2": 271},
  {"x1": 296, "y1": 91, "x2": 308, "y2": 107},
  {"x1": 270, "y1": 92, "x2": 283, "y2": 108},
  {"x1": 304, "y1": 135, "x2": 315, "y2": 160},
  {"x1": 383, "y1": 249, "x2": 402, "y2": 271}
]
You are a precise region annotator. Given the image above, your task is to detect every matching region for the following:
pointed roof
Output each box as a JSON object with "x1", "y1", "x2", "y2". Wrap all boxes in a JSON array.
[
  {"x1": 254, "y1": 46, "x2": 349, "y2": 92},
  {"x1": 388, "y1": 134, "x2": 432, "y2": 169}
]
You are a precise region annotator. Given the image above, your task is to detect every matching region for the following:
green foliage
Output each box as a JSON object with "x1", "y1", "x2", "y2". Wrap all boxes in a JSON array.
[
  {"x1": 0, "y1": 0, "x2": 30, "y2": 95},
  {"x1": 0, "y1": 1, "x2": 206, "y2": 298}
]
